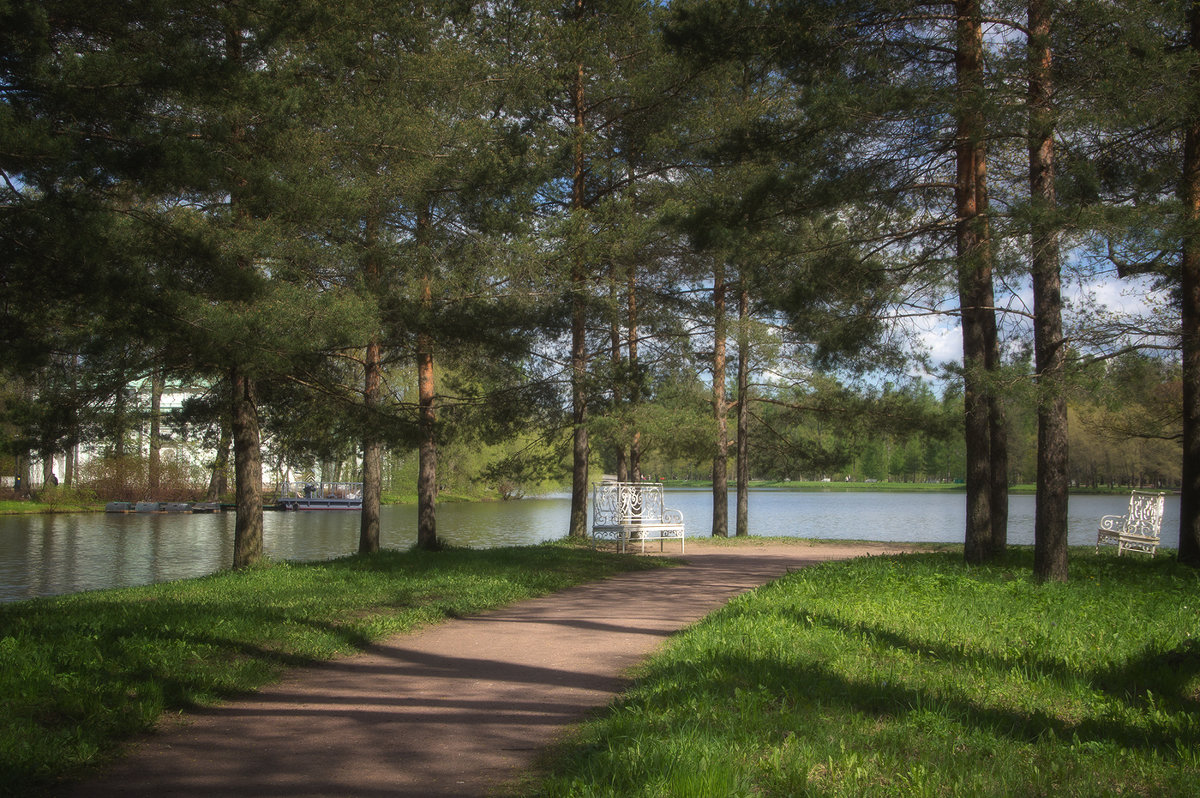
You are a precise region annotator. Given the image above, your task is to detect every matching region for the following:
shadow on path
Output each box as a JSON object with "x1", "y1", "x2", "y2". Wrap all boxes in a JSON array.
[{"x1": 69, "y1": 543, "x2": 906, "y2": 798}]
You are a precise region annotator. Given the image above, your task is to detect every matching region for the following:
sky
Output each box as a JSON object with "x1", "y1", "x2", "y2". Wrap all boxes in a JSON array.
[{"x1": 913, "y1": 272, "x2": 1169, "y2": 374}]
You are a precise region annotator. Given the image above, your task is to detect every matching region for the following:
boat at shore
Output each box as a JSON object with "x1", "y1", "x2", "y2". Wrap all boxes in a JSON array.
[
  {"x1": 103, "y1": 483, "x2": 363, "y2": 513},
  {"x1": 104, "y1": 501, "x2": 222, "y2": 514},
  {"x1": 274, "y1": 481, "x2": 363, "y2": 511}
]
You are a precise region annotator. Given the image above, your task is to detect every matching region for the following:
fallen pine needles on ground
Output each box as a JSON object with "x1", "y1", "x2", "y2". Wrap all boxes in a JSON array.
[
  {"x1": 525, "y1": 548, "x2": 1200, "y2": 798},
  {"x1": 0, "y1": 542, "x2": 666, "y2": 796}
]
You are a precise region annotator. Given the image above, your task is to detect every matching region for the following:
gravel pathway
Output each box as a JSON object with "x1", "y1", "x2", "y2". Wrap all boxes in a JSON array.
[{"x1": 70, "y1": 541, "x2": 911, "y2": 797}]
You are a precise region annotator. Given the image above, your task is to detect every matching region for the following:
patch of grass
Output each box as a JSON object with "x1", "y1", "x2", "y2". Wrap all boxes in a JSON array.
[
  {"x1": 0, "y1": 487, "x2": 102, "y2": 514},
  {"x1": 0, "y1": 542, "x2": 667, "y2": 796},
  {"x1": 525, "y1": 549, "x2": 1200, "y2": 797}
]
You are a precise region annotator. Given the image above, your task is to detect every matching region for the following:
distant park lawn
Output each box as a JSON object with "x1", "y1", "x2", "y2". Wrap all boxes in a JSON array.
[
  {"x1": 525, "y1": 548, "x2": 1200, "y2": 797},
  {"x1": 0, "y1": 495, "x2": 99, "y2": 514}
]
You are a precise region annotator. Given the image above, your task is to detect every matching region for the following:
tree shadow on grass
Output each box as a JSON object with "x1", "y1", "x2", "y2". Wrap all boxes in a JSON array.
[
  {"x1": 696, "y1": 607, "x2": 1200, "y2": 755},
  {"x1": 792, "y1": 609, "x2": 1200, "y2": 717}
]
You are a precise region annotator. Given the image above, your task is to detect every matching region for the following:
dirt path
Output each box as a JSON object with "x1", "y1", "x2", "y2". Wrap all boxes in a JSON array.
[{"x1": 69, "y1": 541, "x2": 912, "y2": 798}]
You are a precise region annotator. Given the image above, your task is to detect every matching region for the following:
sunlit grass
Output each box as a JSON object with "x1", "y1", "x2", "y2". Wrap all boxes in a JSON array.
[
  {"x1": 526, "y1": 549, "x2": 1200, "y2": 797},
  {"x1": 0, "y1": 487, "x2": 101, "y2": 514},
  {"x1": 0, "y1": 542, "x2": 667, "y2": 796}
]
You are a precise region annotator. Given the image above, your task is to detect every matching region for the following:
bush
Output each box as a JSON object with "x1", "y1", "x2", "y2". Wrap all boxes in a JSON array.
[{"x1": 75, "y1": 455, "x2": 208, "y2": 502}]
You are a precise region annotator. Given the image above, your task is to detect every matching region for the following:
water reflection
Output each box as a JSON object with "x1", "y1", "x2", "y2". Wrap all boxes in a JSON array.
[{"x1": 0, "y1": 490, "x2": 1180, "y2": 602}]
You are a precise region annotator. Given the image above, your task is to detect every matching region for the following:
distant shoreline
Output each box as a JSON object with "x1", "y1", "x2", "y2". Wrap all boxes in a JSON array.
[
  {"x1": 656, "y1": 479, "x2": 1172, "y2": 496},
  {"x1": 0, "y1": 480, "x2": 1174, "y2": 516}
]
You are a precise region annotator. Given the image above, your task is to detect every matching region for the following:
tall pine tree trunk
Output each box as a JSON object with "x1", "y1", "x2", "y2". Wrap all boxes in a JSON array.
[
  {"x1": 956, "y1": 0, "x2": 994, "y2": 564},
  {"x1": 226, "y1": 22, "x2": 263, "y2": 570},
  {"x1": 360, "y1": 336, "x2": 383, "y2": 554},
  {"x1": 231, "y1": 366, "x2": 263, "y2": 568},
  {"x1": 568, "y1": 26, "x2": 590, "y2": 539},
  {"x1": 736, "y1": 279, "x2": 750, "y2": 537},
  {"x1": 569, "y1": 269, "x2": 589, "y2": 538},
  {"x1": 41, "y1": 452, "x2": 54, "y2": 488},
  {"x1": 712, "y1": 260, "x2": 729, "y2": 538},
  {"x1": 628, "y1": 264, "x2": 642, "y2": 481},
  {"x1": 610, "y1": 266, "x2": 628, "y2": 482},
  {"x1": 1178, "y1": 0, "x2": 1200, "y2": 566},
  {"x1": 1030, "y1": 0, "x2": 1069, "y2": 582},
  {"x1": 416, "y1": 207, "x2": 440, "y2": 551},
  {"x1": 417, "y1": 328, "x2": 439, "y2": 550},
  {"x1": 359, "y1": 214, "x2": 383, "y2": 554},
  {"x1": 980, "y1": 165, "x2": 1008, "y2": 557}
]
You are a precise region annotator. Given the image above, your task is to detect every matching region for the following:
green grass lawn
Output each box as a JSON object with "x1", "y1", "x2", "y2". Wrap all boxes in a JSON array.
[
  {"x1": 524, "y1": 548, "x2": 1200, "y2": 797},
  {"x1": 0, "y1": 542, "x2": 667, "y2": 796},
  {"x1": 0, "y1": 497, "x2": 100, "y2": 514}
]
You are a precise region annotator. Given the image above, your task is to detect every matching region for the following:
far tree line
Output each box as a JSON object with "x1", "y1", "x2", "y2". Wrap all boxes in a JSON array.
[
  {"x1": 2, "y1": 0, "x2": 1198, "y2": 581},
  {"x1": 3, "y1": 348, "x2": 1180, "y2": 508}
]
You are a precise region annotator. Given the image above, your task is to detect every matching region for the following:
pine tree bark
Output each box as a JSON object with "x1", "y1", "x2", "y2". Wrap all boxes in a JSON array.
[
  {"x1": 568, "y1": 20, "x2": 590, "y2": 539},
  {"x1": 417, "y1": 326, "x2": 439, "y2": 550},
  {"x1": 41, "y1": 451, "x2": 54, "y2": 488},
  {"x1": 610, "y1": 267, "x2": 628, "y2": 482},
  {"x1": 712, "y1": 260, "x2": 729, "y2": 538},
  {"x1": 359, "y1": 214, "x2": 383, "y2": 554},
  {"x1": 231, "y1": 365, "x2": 263, "y2": 569},
  {"x1": 226, "y1": 21, "x2": 263, "y2": 570},
  {"x1": 628, "y1": 264, "x2": 642, "y2": 481},
  {"x1": 360, "y1": 336, "x2": 383, "y2": 554},
  {"x1": 979, "y1": 182, "x2": 1008, "y2": 556},
  {"x1": 736, "y1": 280, "x2": 750, "y2": 537},
  {"x1": 410, "y1": 202, "x2": 442, "y2": 551},
  {"x1": 1029, "y1": 0, "x2": 1069, "y2": 581},
  {"x1": 569, "y1": 267, "x2": 589, "y2": 538},
  {"x1": 1178, "y1": 0, "x2": 1200, "y2": 566},
  {"x1": 979, "y1": 164, "x2": 1008, "y2": 557},
  {"x1": 956, "y1": 0, "x2": 994, "y2": 564}
]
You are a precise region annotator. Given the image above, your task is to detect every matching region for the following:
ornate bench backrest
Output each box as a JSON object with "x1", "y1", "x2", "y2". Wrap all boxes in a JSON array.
[
  {"x1": 593, "y1": 481, "x2": 666, "y2": 525},
  {"x1": 1122, "y1": 491, "x2": 1166, "y2": 538}
]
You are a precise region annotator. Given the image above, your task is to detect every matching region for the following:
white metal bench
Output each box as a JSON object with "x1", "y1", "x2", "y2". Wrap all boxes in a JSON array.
[
  {"x1": 591, "y1": 481, "x2": 685, "y2": 553},
  {"x1": 1096, "y1": 490, "x2": 1166, "y2": 557}
]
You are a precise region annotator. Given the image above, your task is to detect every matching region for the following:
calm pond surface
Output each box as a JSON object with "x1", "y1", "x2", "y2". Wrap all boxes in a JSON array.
[{"x1": 0, "y1": 489, "x2": 1180, "y2": 603}]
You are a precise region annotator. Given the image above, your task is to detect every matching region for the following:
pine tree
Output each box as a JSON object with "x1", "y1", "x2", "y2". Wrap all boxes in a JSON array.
[{"x1": 1028, "y1": 0, "x2": 1069, "y2": 582}]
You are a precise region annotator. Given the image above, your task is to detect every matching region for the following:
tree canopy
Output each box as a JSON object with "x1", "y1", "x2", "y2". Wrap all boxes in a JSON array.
[{"x1": 1, "y1": 0, "x2": 1191, "y2": 571}]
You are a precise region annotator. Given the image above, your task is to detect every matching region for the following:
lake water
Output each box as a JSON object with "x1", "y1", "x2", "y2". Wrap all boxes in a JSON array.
[{"x1": 0, "y1": 489, "x2": 1180, "y2": 603}]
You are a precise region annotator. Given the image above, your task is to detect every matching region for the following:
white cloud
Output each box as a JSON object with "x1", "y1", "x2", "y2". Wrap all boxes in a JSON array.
[{"x1": 918, "y1": 323, "x2": 963, "y2": 368}]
